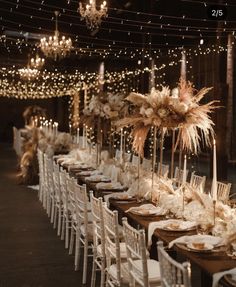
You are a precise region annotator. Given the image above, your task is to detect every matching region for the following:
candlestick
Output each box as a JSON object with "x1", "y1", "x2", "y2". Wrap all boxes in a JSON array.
[
  {"x1": 151, "y1": 126, "x2": 157, "y2": 204},
  {"x1": 82, "y1": 124, "x2": 85, "y2": 148},
  {"x1": 182, "y1": 154, "x2": 187, "y2": 184},
  {"x1": 85, "y1": 125, "x2": 88, "y2": 149},
  {"x1": 89, "y1": 127, "x2": 92, "y2": 154},
  {"x1": 159, "y1": 128, "x2": 164, "y2": 177},
  {"x1": 212, "y1": 139, "x2": 218, "y2": 201},
  {"x1": 170, "y1": 129, "x2": 176, "y2": 178},
  {"x1": 69, "y1": 123, "x2": 72, "y2": 136}
]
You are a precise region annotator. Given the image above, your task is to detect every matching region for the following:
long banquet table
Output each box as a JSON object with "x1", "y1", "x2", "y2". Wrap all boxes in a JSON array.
[
  {"x1": 109, "y1": 199, "x2": 236, "y2": 287},
  {"x1": 61, "y1": 162, "x2": 236, "y2": 287}
]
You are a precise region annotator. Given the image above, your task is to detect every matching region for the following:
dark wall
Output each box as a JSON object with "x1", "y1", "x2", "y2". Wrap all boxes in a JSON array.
[{"x1": 0, "y1": 96, "x2": 69, "y2": 142}]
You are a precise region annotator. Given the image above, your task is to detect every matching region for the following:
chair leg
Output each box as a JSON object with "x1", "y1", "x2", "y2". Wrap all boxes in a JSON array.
[
  {"x1": 57, "y1": 206, "x2": 62, "y2": 236},
  {"x1": 91, "y1": 251, "x2": 97, "y2": 287},
  {"x1": 82, "y1": 239, "x2": 89, "y2": 284},
  {"x1": 65, "y1": 215, "x2": 70, "y2": 249},
  {"x1": 69, "y1": 225, "x2": 75, "y2": 255},
  {"x1": 100, "y1": 258, "x2": 106, "y2": 287},
  {"x1": 53, "y1": 206, "x2": 58, "y2": 229},
  {"x1": 50, "y1": 199, "x2": 55, "y2": 224},
  {"x1": 75, "y1": 228, "x2": 81, "y2": 271},
  {"x1": 61, "y1": 215, "x2": 65, "y2": 241}
]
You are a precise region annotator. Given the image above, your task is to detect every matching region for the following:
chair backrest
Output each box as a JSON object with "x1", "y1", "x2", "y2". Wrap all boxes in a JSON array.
[
  {"x1": 13, "y1": 126, "x2": 22, "y2": 156},
  {"x1": 124, "y1": 152, "x2": 131, "y2": 162},
  {"x1": 53, "y1": 160, "x2": 61, "y2": 201},
  {"x1": 174, "y1": 167, "x2": 189, "y2": 184},
  {"x1": 189, "y1": 172, "x2": 206, "y2": 191},
  {"x1": 132, "y1": 154, "x2": 139, "y2": 165},
  {"x1": 67, "y1": 176, "x2": 76, "y2": 213},
  {"x1": 103, "y1": 205, "x2": 122, "y2": 285},
  {"x1": 74, "y1": 183, "x2": 89, "y2": 226},
  {"x1": 59, "y1": 169, "x2": 69, "y2": 210},
  {"x1": 44, "y1": 155, "x2": 54, "y2": 195},
  {"x1": 115, "y1": 149, "x2": 121, "y2": 160},
  {"x1": 89, "y1": 191, "x2": 106, "y2": 259},
  {"x1": 158, "y1": 163, "x2": 169, "y2": 178},
  {"x1": 142, "y1": 158, "x2": 152, "y2": 170},
  {"x1": 217, "y1": 181, "x2": 231, "y2": 203},
  {"x1": 122, "y1": 218, "x2": 149, "y2": 287},
  {"x1": 157, "y1": 241, "x2": 191, "y2": 287}
]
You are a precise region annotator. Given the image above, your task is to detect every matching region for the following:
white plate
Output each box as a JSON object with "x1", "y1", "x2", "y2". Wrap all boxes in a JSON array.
[
  {"x1": 161, "y1": 220, "x2": 196, "y2": 231},
  {"x1": 130, "y1": 206, "x2": 166, "y2": 216},
  {"x1": 187, "y1": 235, "x2": 222, "y2": 246},
  {"x1": 187, "y1": 242, "x2": 214, "y2": 252}
]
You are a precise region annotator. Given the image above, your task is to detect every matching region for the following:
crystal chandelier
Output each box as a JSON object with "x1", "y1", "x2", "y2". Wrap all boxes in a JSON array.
[
  {"x1": 30, "y1": 55, "x2": 45, "y2": 69},
  {"x1": 79, "y1": 0, "x2": 108, "y2": 30},
  {"x1": 18, "y1": 67, "x2": 39, "y2": 81},
  {"x1": 40, "y1": 11, "x2": 72, "y2": 60}
]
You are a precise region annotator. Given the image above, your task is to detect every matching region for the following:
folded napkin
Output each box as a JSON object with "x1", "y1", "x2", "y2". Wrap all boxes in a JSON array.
[
  {"x1": 104, "y1": 192, "x2": 128, "y2": 207},
  {"x1": 79, "y1": 170, "x2": 101, "y2": 176},
  {"x1": 85, "y1": 175, "x2": 110, "y2": 182},
  {"x1": 96, "y1": 182, "x2": 123, "y2": 190},
  {"x1": 168, "y1": 234, "x2": 222, "y2": 249},
  {"x1": 212, "y1": 267, "x2": 236, "y2": 287}
]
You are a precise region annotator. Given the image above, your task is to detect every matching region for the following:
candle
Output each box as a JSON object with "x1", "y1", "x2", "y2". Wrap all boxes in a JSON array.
[
  {"x1": 182, "y1": 155, "x2": 187, "y2": 184},
  {"x1": 69, "y1": 123, "x2": 72, "y2": 135},
  {"x1": 85, "y1": 125, "x2": 88, "y2": 149},
  {"x1": 77, "y1": 128, "x2": 80, "y2": 145},
  {"x1": 89, "y1": 127, "x2": 92, "y2": 153},
  {"x1": 55, "y1": 122, "x2": 58, "y2": 137},
  {"x1": 120, "y1": 128, "x2": 123, "y2": 163},
  {"x1": 212, "y1": 139, "x2": 217, "y2": 201},
  {"x1": 82, "y1": 124, "x2": 85, "y2": 148}
]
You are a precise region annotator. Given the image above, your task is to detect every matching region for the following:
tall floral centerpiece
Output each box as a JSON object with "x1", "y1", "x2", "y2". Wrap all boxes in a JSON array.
[
  {"x1": 116, "y1": 79, "x2": 217, "y2": 158},
  {"x1": 81, "y1": 92, "x2": 126, "y2": 163}
]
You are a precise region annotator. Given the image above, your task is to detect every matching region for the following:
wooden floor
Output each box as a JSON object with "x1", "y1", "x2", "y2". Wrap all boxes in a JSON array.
[{"x1": 0, "y1": 144, "x2": 95, "y2": 287}]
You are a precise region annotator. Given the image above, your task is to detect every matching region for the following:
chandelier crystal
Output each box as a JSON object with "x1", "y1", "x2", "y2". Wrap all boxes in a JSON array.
[
  {"x1": 30, "y1": 55, "x2": 45, "y2": 69},
  {"x1": 18, "y1": 67, "x2": 39, "y2": 81},
  {"x1": 40, "y1": 11, "x2": 72, "y2": 60},
  {"x1": 79, "y1": 0, "x2": 108, "y2": 30}
]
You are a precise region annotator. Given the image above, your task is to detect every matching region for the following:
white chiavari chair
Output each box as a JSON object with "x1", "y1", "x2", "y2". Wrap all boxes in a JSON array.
[
  {"x1": 72, "y1": 183, "x2": 93, "y2": 284},
  {"x1": 52, "y1": 160, "x2": 63, "y2": 234},
  {"x1": 174, "y1": 167, "x2": 189, "y2": 186},
  {"x1": 189, "y1": 172, "x2": 206, "y2": 191},
  {"x1": 158, "y1": 163, "x2": 170, "y2": 178},
  {"x1": 13, "y1": 126, "x2": 22, "y2": 157},
  {"x1": 90, "y1": 191, "x2": 106, "y2": 287},
  {"x1": 43, "y1": 153, "x2": 50, "y2": 215},
  {"x1": 157, "y1": 241, "x2": 192, "y2": 287},
  {"x1": 122, "y1": 218, "x2": 161, "y2": 287},
  {"x1": 132, "y1": 154, "x2": 139, "y2": 165},
  {"x1": 45, "y1": 155, "x2": 55, "y2": 221},
  {"x1": 124, "y1": 152, "x2": 131, "y2": 162},
  {"x1": 103, "y1": 205, "x2": 129, "y2": 287},
  {"x1": 142, "y1": 158, "x2": 152, "y2": 170},
  {"x1": 37, "y1": 148, "x2": 45, "y2": 204},
  {"x1": 216, "y1": 181, "x2": 232, "y2": 204},
  {"x1": 60, "y1": 169, "x2": 71, "y2": 249}
]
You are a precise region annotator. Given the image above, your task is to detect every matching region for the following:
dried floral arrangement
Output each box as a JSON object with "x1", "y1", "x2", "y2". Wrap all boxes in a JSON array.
[{"x1": 116, "y1": 79, "x2": 218, "y2": 157}]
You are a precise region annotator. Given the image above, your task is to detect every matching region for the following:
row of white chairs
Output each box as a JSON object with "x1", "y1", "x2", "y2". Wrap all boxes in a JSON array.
[
  {"x1": 37, "y1": 149, "x2": 192, "y2": 286},
  {"x1": 115, "y1": 150, "x2": 232, "y2": 202}
]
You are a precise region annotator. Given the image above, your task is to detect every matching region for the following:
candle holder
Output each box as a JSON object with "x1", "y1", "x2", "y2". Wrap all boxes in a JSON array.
[
  {"x1": 152, "y1": 126, "x2": 157, "y2": 203},
  {"x1": 182, "y1": 184, "x2": 185, "y2": 220}
]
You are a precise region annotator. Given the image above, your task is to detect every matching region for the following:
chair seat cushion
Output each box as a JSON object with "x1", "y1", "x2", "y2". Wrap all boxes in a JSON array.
[
  {"x1": 107, "y1": 262, "x2": 130, "y2": 284},
  {"x1": 80, "y1": 223, "x2": 93, "y2": 241},
  {"x1": 98, "y1": 242, "x2": 127, "y2": 259},
  {"x1": 133, "y1": 259, "x2": 161, "y2": 283}
]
